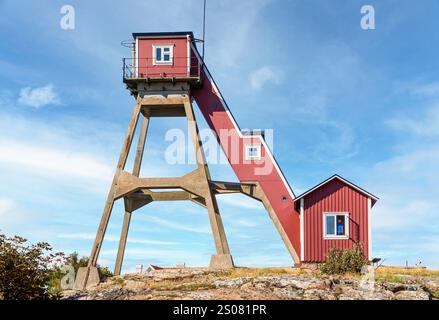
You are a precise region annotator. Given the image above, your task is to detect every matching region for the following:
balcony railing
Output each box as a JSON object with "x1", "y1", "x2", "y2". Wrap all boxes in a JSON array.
[{"x1": 123, "y1": 57, "x2": 201, "y2": 81}]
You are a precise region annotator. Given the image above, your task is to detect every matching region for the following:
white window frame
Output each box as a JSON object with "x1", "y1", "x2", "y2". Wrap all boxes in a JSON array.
[
  {"x1": 245, "y1": 144, "x2": 261, "y2": 160},
  {"x1": 323, "y1": 212, "x2": 349, "y2": 239},
  {"x1": 152, "y1": 44, "x2": 174, "y2": 65}
]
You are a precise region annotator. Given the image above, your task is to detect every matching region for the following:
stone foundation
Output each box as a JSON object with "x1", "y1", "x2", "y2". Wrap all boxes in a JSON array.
[{"x1": 209, "y1": 254, "x2": 234, "y2": 270}]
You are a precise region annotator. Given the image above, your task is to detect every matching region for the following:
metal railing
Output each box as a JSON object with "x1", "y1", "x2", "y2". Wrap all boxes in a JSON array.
[
  {"x1": 349, "y1": 218, "x2": 361, "y2": 243},
  {"x1": 123, "y1": 57, "x2": 201, "y2": 80}
]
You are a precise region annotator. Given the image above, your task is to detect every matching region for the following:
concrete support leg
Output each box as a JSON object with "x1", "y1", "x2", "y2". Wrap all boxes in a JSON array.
[
  {"x1": 205, "y1": 191, "x2": 232, "y2": 256},
  {"x1": 114, "y1": 209, "x2": 132, "y2": 276},
  {"x1": 183, "y1": 97, "x2": 234, "y2": 269},
  {"x1": 75, "y1": 98, "x2": 142, "y2": 290},
  {"x1": 209, "y1": 254, "x2": 234, "y2": 270},
  {"x1": 74, "y1": 267, "x2": 100, "y2": 290},
  {"x1": 113, "y1": 112, "x2": 149, "y2": 276}
]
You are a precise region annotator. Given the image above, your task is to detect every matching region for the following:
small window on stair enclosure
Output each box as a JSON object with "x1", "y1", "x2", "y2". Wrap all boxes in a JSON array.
[{"x1": 245, "y1": 144, "x2": 261, "y2": 160}]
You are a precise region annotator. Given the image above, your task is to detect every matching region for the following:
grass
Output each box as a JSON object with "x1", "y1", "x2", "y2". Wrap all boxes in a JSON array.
[
  {"x1": 114, "y1": 277, "x2": 125, "y2": 286},
  {"x1": 214, "y1": 267, "x2": 310, "y2": 278},
  {"x1": 143, "y1": 278, "x2": 215, "y2": 291},
  {"x1": 114, "y1": 265, "x2": 439, "y2": 291},
  {"x1": 376, "y1": 266, "x2": 439, "y2": 278},
  {"x1": 378, "y1": 275, "x2": 405, "y2": 283},
  {"x1": 139, "y1": 267, "x2": 305, "y2": 291},
  {"x1": 374, "y1": 266, "x2": 439, "y2": 284}
]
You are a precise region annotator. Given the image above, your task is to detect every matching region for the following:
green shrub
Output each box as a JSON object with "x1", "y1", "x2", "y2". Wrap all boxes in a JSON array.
[
  {"x1": 0, "y1": 232, "x2": 64, "y2": 300},
  {"x1": 0, "y1": 231, "x2": 115, "y2": 300},
  {"x1": 65, "y1": 252, "x2": 88, "y2": 274},
  {"x1": 114, "y1": 277, "x2": 124, "y2": 286},
  {"x1": 321, "y1": 244, "x2": 368, "y2": 275},
  {"x1": 99, "y1": 266, "x2": 113, "y2": 279}
]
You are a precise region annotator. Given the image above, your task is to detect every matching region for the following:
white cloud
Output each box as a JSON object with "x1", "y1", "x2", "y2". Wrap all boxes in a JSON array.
[
  {"x1": 57, "y1": 233, "x2": 178, "y2": 246},
  {"x1": 18, "y1": 84, "x2": 60, "y2": 108},
  {"x1": 375, "y1": 148, "x2": 439, "y2": 178},
  {"x1": 0, "y1": 197, "x2": 36, "y2": 228},
  {"x1": 207, "y1": 0, "x2": 273, "y2": 68},
  {"x1": 387, "y1": 104, "x2": 439, "y2": 137},
  {"x1": 217, "y1": 193, "x2": 263, "y2": 210},
  {"x1": 0, "y1": 139, "x2": 113, "y2": 182},
  {"x1": 364, "y1": 141, "x2": 439, "y2": 267},
  {"x1": 0, "y1": 89, "x2": 14, "y2": 107},
  {"x1": 373, "y1": 199, "x2": 433, "y2": 230},
  {"x1": 100, "y1": 248, "x2": 209, "y2": 265},
  {"x1": 249, "y1": 66, "x2": 281, "y2": 90},
  {"x1": 371, "y1": 145, "x2": 439, "y2": 210},
  {"x1": 139, "y1": 215, "x2": 211, "y2": 234},
  {"x1": 410, "y1": 82, "x2": 439, "y2": 96},
  {"x1": 0, "y1": 198, "x2": 17, "y2": 227},
  {"x1": 233, "y1": 219, "x2": 260, "y2": 228}
]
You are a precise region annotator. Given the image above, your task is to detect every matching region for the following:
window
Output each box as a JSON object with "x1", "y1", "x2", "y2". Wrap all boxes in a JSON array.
[
  {"x1": 152, "y1": 45, "x2": 173, "y2": 65},
  {"x1": 245, "y1": 144, "x2": 261, "y2": 160},
  {"x1": 324, "y1": 213, "x2": 349, "y2": 239}
]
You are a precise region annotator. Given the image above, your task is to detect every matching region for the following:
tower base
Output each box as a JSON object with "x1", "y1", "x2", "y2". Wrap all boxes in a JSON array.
[
  {"x1": 74, "y1": 267, "x2": 100, "y2": 290},
  {"x1": 209, "y1": 254, "x2": 234, "y2": 270}
]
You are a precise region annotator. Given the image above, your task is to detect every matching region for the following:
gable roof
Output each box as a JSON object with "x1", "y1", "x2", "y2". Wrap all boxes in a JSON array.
[{"x1": 295, "y1": 174, "x2": 379, "y2": 205}]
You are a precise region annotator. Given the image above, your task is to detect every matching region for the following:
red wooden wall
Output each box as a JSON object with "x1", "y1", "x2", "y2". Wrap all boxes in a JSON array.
[
  {"x1": 137, "y1": 37, "x2": 189, "y2": 78},
  {"x1": 302, "y1": 179, "x2": 370, "y2": 262}
]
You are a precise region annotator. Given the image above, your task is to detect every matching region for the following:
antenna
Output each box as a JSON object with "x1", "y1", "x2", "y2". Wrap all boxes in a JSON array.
[{"x1": 202, "y1": 0, "x2": 206, "y2": 60}]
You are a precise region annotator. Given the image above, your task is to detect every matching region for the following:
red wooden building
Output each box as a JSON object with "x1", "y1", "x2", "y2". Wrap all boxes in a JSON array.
[
  {"x1": 76, "y1": 31, "x2": 382, "y2": 289},
  {"x1": 118, "y1": 32, "x2": 378, "y2": 267},
  {"x1": 124, "y1": 32, "x2": 200, "y2": 81},
  {"x1": 295, "y1": 175, "x2": 378, "y2": 263}
]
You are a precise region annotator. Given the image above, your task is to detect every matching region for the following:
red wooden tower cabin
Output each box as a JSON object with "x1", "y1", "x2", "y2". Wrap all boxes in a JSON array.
[{"x1": 123, "y1": 32, "x2": 201, "y2": 93}]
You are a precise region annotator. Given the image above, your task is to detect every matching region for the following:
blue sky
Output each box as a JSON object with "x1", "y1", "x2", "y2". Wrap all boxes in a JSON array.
[{"x1": 1, "y1": 0, "x2": 439, "y2": 272}]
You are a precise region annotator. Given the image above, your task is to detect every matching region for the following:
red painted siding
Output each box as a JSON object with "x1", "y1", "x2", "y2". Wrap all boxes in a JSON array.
[
  {"x1": 302, "y1": 179, "x2": 369, "y2": 262},
  {"x1": 137, "y1": 37, "x2": 189, "y2": 78}
]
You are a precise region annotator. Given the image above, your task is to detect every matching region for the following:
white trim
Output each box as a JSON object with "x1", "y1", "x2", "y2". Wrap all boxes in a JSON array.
[
  {"x1": 190, "y1": 43, "x2": 296, "y2": 201},
  {"x1": 296, "y1": 175, "x2": 379, "y2": 202},
  {"x1": 135, "y1": 35, "x2": 189, "y2": 39},
  {"x1": 186, "y1": 35, "x2": 191, "y2": 76},
  {"x1": 135, "y1": 37, "x2": 139, "y2": 78},
  {"x1": 300, "y1": 198, "x2": 305, "y2": 261},
  {"x1": 323, "y1": 212, "x2": 349, "y2": 239},
  {"x1": 367, "y1": 197, "x2": 372, "y2": 260},
  {"x1": 244, "y1": 144, "x2": 262, "y2": 160},
  {"x1": 152, "y1": 44, "x2": 174, "y2": 65}
]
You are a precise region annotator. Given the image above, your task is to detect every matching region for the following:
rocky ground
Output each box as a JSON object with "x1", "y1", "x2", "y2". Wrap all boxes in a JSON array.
[{"x1": 62, "y1": 267, "x2": 439, "y2": 300}]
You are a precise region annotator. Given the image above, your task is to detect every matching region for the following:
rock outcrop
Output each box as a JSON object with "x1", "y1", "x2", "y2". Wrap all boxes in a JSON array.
[{"x1": 62, "y1": 268, "x2": 435, "y2": 300}]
